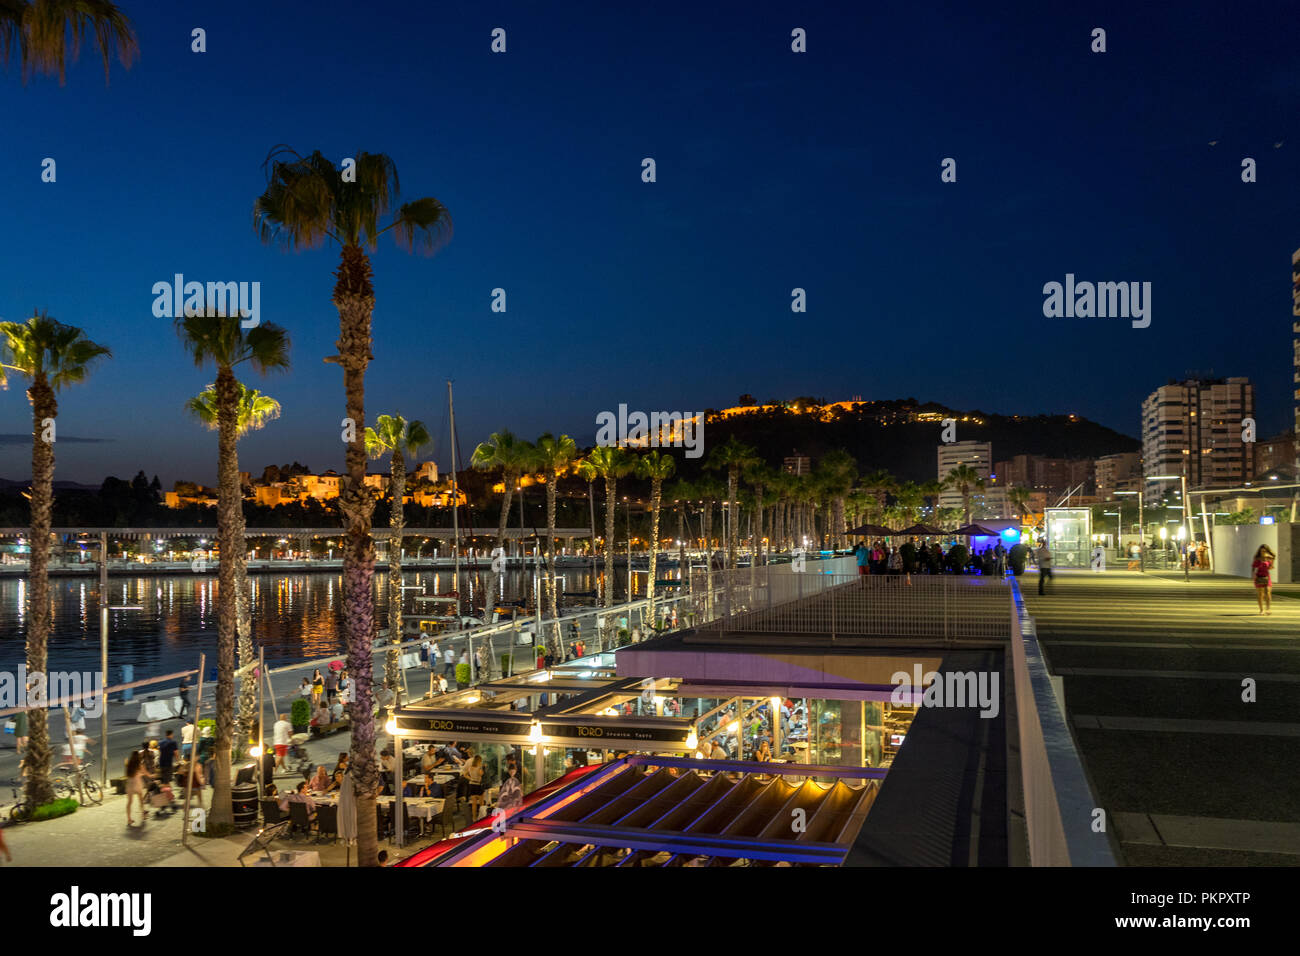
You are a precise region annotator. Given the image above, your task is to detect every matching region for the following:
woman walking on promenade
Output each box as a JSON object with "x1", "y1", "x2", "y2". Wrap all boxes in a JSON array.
[
  {"x1": 1252, "y1": 545, "x2": 1275, "y2": 615},
  {"x1": 124, "y1": 750, "x2": 152, "y2": 826}
]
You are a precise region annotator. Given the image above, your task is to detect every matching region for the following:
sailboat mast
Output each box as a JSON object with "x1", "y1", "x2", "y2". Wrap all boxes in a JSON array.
[{"x1": 447, "y1": 380, "x2": 461, "y2": 611}]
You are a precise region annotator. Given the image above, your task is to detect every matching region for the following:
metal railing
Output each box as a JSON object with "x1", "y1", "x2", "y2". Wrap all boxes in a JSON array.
[
  {"x1": 1007, "y1": 578, "x2": 1116, "y2": 866},
  {"x1": 701, "y1": 564, "x2": 1012, "y2": 643}
]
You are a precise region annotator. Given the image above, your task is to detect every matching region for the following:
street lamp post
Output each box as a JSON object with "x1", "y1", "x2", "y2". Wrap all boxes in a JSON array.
[{"x1": 98, "y1": 532, "x2": 143, "y2": 788}]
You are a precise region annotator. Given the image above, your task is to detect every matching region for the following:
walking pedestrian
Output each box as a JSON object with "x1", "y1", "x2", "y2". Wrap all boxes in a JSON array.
[
  {"x1": 1252, "y1": 545, "x2": 1275, "y2": 615},
  {"x1": 180, "y1": 720, "x2": 195, "y2": 758},
  {"x1": 158, "y1": 728, "x2": 178, "y2": 786},
  {"x1": 11, "y1": 708, "x2": 29, "y2": 772},
  {"x1": 1036, "y1": 541, "x2": 1053, "y2": 595},
  {"x1": 177, "y1": 676, "x2": 192, "y2": 719},
  {"x1": 443, "y1": 645, "x2": 455, "y2": 678},
  {"x1": 272, "y1": 712, "x2": 292, "y2": 771},
  {"x1": 855, "y1": 540, "x2": 869, "y2": 576},
  {"x1": 325, "y1": 667, "x2": 339, "y2": 702},
  {"x1": 310, "y1": 668, "x2": 325, "y2": 707},
  {"x1": 124, "y1": 750, "x2": 152, "y2": 826}
]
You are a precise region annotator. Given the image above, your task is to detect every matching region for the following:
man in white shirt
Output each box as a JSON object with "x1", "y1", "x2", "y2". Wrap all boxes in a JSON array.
[
  {"x1": 272, "y1": 713, "x2": 293, "y2": 772},
  {"x1": 444, "y1": 646, "x2": 455, "y2": 678},
  {"x1": 1036, "y1": 542, "x2": 1053, "y2": 595},
  {"x1": 181, "y1": 721, "x2": 195, "y2": 758}
]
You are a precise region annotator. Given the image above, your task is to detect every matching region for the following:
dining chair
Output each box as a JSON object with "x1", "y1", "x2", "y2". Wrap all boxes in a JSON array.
[
  {"x1": 315, "y1": 804, "x2": 339, "y2": 844},
  {"x1": 260, "y1": 799, "x2": 284, "y2": 825},
  {"x1": 287, "y1": 800, "x2": 314, "y2": 840}
]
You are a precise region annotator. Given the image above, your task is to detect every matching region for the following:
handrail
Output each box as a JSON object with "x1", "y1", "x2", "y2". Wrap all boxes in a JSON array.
[{"x1": 1008, "y1": 577, "x2": 1116, "y2": 866}]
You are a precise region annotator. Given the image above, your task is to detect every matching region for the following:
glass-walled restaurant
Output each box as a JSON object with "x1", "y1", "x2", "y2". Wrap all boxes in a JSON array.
[{"x1": 390, "y1": 655, "x2": 920, "y2": 795}]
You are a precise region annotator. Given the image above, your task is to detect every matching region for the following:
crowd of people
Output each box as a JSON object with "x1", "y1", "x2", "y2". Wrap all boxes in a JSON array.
[{"x1": 853, "y1": 539, "x2": 1010, "y2": 577}]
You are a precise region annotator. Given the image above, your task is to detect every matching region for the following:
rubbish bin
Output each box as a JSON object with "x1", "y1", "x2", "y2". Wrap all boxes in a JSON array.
[
  {"x1": 231, "y1": 782, "x2": 258, "y2": 829},
  {"x1": 120, "y1": 664, "x2": 134, "y2": 702}
]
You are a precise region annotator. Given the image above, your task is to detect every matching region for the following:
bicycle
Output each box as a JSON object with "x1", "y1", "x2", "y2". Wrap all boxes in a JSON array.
[
  {"x1": 53, "y1": 759, "x2": 103, "y2": 807},
  {"x1": 7, "y1": 786, "x2": 32, "y2": 824}
]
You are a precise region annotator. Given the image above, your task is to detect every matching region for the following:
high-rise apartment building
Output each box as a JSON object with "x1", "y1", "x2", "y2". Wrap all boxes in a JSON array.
[
  {"x1": 938, "y1": 441, "x2": 1007, "y2": 517},
  {"x1": 1094, "y1": 452, "x2": 1140, "y2": 499},
  {"x1": 995, "y1": 455, "x2": 1095, "y2": 499},
  {"x1": 1141, "y1": 378, "x2": 1255, "y2": 504}
]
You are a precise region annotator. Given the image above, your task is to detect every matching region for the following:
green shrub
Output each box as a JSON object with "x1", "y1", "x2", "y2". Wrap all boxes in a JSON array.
[
  {"x1": 1008, "y1": 543, "x2": 1029, "y2": 576},
  {"x1": 946, "y1": 545, "x2": 969, "y2": 573},
  {"x1": 500, "y1": 653, "x2": 512, "y2": 677},
  {"x1": 290, "y1": 698, "x2": 311, "y2": 728},
  {"x1": 455, "y1": 662, "x2": 471, "y2": 686},
  {"x1": 197, "y1": 718, "x2": 215, "y2": 738},
  {"x1": 31, "y1": 797, "x2": 78, "y2": 821}
]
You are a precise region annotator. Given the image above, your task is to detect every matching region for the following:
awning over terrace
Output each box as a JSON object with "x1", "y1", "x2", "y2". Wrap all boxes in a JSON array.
[{"x1": 435, "y1": 756, "x2": 883, "y2": 867}]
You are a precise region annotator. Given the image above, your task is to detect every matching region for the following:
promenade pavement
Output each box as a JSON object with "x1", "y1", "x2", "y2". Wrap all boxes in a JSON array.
[{"x1": 1020, "y1": 567, "x2": 1300, "y2": 866}]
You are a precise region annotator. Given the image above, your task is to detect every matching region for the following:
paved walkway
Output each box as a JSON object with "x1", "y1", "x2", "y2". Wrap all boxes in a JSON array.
[{"x1": 1021, "y1": 568, "x2": 1300, "y2": 866}]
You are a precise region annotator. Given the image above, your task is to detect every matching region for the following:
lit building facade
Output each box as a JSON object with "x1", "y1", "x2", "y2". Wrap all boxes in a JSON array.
[{"x1": 1141, "y1": 377, "x2": 1255, "y2": 504}]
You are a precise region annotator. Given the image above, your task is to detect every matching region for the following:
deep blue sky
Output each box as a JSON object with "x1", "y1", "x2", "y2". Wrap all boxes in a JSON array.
[{"x1": 2, "y1": 1, "x2": 1298, "y2": 485}]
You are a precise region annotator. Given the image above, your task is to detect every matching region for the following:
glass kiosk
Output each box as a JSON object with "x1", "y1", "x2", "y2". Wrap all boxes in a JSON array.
[{"x1": 1044, "y1": 507, "x2": 1091, "y2": 568}]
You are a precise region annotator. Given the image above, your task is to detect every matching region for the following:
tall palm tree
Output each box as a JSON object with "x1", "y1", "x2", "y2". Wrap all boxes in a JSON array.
[
  {"x1": 638, "y1": 451, "x2": 676, "y2": 627},
  {"x1": 0, "y1": 0, "x2": 137, "y2": 84},
  {"x1": 471, "y1": 430, "x2": 534, "y2": 672},
  {"x1": 365, "y1": 414, "x2": 430, "y2": 691},
  {"x1": 695, "y1": 474, "x2": 724, "y2": 617},
  {"x1": 945, "y1": 463, "x2": 986, "y2": 525},
  {"x1": 896, "y1": 481, "x2": 924, "y2": 525},
  {"x1": 667, "y1": 478, "x2": 694, "y2": 596},
  {"x1": 744, "y1": 462, "x2": 774, "y2": 592},
  {"x1": 1007, "y1": 485, "x2": 1033, "y2": 521},
  {"x1": 585, "y1": 446, "x2": 632, "y2": 646},
  {"x1": 860, "y1": 469, "x2": 895, "y2": 525},
  {"x1": 574, "y1": 457, "x2": 599, "y2": 586},
  {"x1": 186, "y1": 382, "x2": 281, "y2": 749},
  {"x1": 176, "y1": 313, "x2": 288, "y2": 828},
  {"x1": 705, "y1": 437, "x2": 760, "y2": 575},
  {"x1": 0, "y1": 313, "x2": 109, "y2": 808},
  {"x1": 254, "y1": 149, "x2": 450, "y2": 866},
  {"x1": 534, "y1": 434, "x2": 577, "y2": 658},
  {"x1": 815, "y1": 450, "x2": 857, "y2": 549}
]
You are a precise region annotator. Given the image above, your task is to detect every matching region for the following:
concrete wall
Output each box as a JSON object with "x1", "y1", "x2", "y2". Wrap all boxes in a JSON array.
[{"x1": 1210, "y1": 523, "x2": 1291, "y2": 584}]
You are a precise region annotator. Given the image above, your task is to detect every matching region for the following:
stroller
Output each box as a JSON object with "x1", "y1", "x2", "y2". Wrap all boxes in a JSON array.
[
  {"x1": 286, "y1": 734, "x2": 312, "y2": 777},
  {"x1": 148, "y1": 778, "x2": 177, "y2": 817}
]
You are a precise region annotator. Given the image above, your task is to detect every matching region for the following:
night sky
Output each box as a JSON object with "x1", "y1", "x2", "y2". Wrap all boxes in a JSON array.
[{"x1": 1, "y1": 1, "x2": 1298, "y2": 486}]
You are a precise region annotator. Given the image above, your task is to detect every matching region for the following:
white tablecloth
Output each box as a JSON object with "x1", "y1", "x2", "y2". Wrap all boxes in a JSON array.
[{"x1": 136, "y1": 698, "x2": 180, "y2": 722}]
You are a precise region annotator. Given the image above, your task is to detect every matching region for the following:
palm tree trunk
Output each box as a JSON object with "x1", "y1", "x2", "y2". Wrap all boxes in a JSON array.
[
  {"x1": 648, "y1": 478, "x2": 662, "y2": 626},
  {"x1": 334, "y1": 243, "x2": 379, "y2": 865},
  {"x1": 24, "y1": 377, "x2": 57, "y2": 808},
  {"x1": 602, "y1": 475, "x2": 617, "y2": 648},
  {"x1": 234, "y1": 495, "x2": 255, "y2": 755},
  {"x1": 386, "y1": 448, "x2": 406, "y2": 692},
  {"x1": 676, "y1": 504, "x2": 686, "y2": 601},
  {"x1": 546, "y1": 475, "x2": 560, "y2": 660},
  {"x1": 702, "y1": 501, "x2": 714, "y2": 619},
  {"x1": 209, "y1": 365, "x2": 240, "y2": 827}
]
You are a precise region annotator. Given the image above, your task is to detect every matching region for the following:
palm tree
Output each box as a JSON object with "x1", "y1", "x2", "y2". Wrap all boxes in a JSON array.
[
  {"x1": 471, "y1": 430, "x2": 534, "y2": 670},
  {"x1": 186, "y1": 382, "x2": 281, "y2": 749},
  {"x1": 638, "y1": 451, "x2": 676, "y2": 627},
  {"x1": 695, "y1": 474, "x2": 724, "y2": 617},
  {"x1": 705, "y1": 437, "x2": 760, "y2": 575},
  {"x1": 0, "y1": 313, "x2": 109, "y2": 808},
  {"x1": 254, "y1": 149, "x2": 450, "y2": 866},
  {"x1": 860, "y1": 469, "x2": 895, "y2": 524},
  {"x1": 176, "y1": 312, "x2": 288, "y2": 828},
  {"x1": 534, "y1": 433, "x2": 577, "y2": 657},
  {"x1": 0, "y1": 0, "x2": 137, "y2": 84},
  {"x1": 896, "y1": 481, "x2": 924, "y2": 525},
  {"x1": 945, "y1": 464, "x2": 986, "y2": 525},
  {"x1": 666, "y1": 478, "x2": 694, "y2": 597},
  {"x1": 1007, "y1": 485, "x2": 1033, "y2": 521},
  {"x1": 815, "y1": 450, "x2": 857, "y2": 549},
  {"x1": 574, "y1": 457, "x2": 599, "y2": 585},
  {"x1": 365, "y1": 414, "x2": 430, "y2": 692},
  {"x1": 585, "y1": 446, "x2": 632, "y2": 646},
  {"x1": 744, "y1": 462, "x2": 774, "y2": 592}
]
